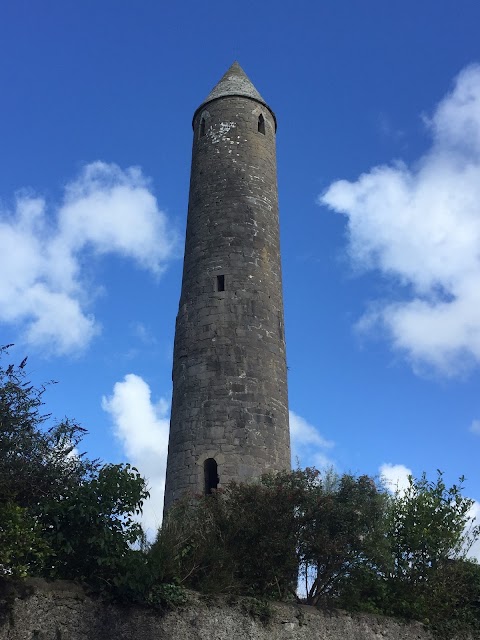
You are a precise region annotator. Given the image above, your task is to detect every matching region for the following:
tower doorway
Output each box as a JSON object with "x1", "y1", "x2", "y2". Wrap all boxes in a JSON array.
[{"x1": 204, "y1": 458, "x2": 219, "y2": 495}]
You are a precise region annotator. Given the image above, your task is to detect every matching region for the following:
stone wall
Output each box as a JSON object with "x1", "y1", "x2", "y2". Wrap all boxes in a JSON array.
[{"x1": 0, "y1": 580, "x2": 433, "y2": 640}]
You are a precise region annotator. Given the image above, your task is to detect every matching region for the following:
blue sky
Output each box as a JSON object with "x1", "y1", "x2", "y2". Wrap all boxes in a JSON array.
[{"x1": 2, "y1": 0, "x2": 480, "y2": 546}]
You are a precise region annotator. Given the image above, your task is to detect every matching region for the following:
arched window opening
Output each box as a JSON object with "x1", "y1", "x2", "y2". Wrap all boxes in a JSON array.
[
  {"x1": 204, "y1": 458, "x2": 219, "y2": 495},
  {"x1": 200, "y1": 118, "x2": 206, "y2": 137},
  {"x1": 258, "y1": 114, "x2": 265, "y2": 135}
]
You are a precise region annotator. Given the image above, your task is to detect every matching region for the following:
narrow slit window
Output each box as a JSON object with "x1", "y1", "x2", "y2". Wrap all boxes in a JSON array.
[
  {"x1": 258, "y1": 113, "x2": 265, "y2": 134},
  {"x1": 216, "y1": 275, "x2": 225, "y2": 292},
  {"x1": 200, "y1": 118, "x2": 206, "y2": 137},
  {"x1": 278, "y1": 313, "x2": 284, "y2": 341},
  {"x1": 204, "y1": 458, "x2": 219, "y2": 495}
]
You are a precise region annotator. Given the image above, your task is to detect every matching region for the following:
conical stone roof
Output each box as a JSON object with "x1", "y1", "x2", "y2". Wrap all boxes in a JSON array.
[{"x1": 202, "y1": 61, "x2": 266, "y2": 105}]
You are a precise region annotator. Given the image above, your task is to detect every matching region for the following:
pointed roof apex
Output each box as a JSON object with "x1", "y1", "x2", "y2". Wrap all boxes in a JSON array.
[{"x1": 203, "y1": 61, "x2": 266, "y2": 104}]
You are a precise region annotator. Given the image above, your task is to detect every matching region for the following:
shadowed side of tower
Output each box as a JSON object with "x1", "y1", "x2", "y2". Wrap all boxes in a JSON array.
[{"x1": 163, "y1": 62, "x2": 290, "y2": 512}]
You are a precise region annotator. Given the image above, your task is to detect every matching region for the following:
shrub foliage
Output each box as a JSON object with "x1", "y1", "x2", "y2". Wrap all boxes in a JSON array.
[
  {"x1": 1, "y1": 346, "x2": 479, "y2": 637},
  {"x1": 0, "y1": 346, "x2": 149, "y2": 595},
  {"x1": 156, "y1": 468, "x2": 480, "y2": 638}
]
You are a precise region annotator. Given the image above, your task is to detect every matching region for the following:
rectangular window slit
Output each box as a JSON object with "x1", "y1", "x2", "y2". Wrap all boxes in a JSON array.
[{"x1": 216, "y1": 275, "x2": 225, "y2": 292}]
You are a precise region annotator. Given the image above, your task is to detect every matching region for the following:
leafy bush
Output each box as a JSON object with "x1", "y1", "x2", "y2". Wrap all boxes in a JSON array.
[
  {"x1": 219, "y1": 473, "x2": 301, "y2": 598},
  {"x1": 2, "y1": 345, "x2": 479, "y2": 636},
  {"x1": 0, "y1": 346, "x2": 149, "y2": 594},
  {"x1": 0, "y1": 503, "x2": 50, "y2": 577},
  {"x1": 155, "y1": 468, "x2": 386, "y2": 603},
  {"x1": 151, "y1": 489, "x2": 240, "y2": 594},
  {"x1": 41, "y1": 462, "x2": 148, "y2": 587},
  {"x1": 156, "y1": 468, "x2": 480, "y2": 638},
  {"x1": 297, "y1": 470, "x2": 387, "y2": 605},
  {"x1": 386, "y1": 472, "x2": 478, "y2": 586},
  {"x1": 381, "y1": 472, "x2": 480, "y2": 637},
  {"x1": 335, "y1": 471, "x2": 480, "y2": 638}
]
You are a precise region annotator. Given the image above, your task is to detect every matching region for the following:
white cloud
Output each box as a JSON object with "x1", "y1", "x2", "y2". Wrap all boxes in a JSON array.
[
  {"x1": 379, "y1": 462, "x2": 412, "y2": 495},
  {"x1": 289, "y1": 410, "x2": 334, "y2": 469},
  {"x1": 0, "y1": 162, "x2": 177, "y2": 356},
  {"x1": 466, "y1": 500, "x2": 480, "y2": 562},
  {"x1": 470, "y1": 419, "x2": 480, "y2": 435},
  {"x1": 320, "y1": 64, "x2": 480, "y2": 376},
  {"x1": 102, "y1": 373, "x2": 170, "y2": 538}
]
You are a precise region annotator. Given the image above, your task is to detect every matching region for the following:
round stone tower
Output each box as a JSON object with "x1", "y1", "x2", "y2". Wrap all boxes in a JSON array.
[{"x1": 163, "y1": 62, "x2": 290, "y2": 512}]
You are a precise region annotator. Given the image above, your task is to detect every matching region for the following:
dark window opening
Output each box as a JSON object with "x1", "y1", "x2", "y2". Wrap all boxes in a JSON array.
[
  {"x1": 204, "y1": 458, "x2": 219, "y2": 495},
  {"x1": 258, "y1": 114, "x2": 265, "y2": 135},
  {"x1": 200, "y1": 118, "x2": 206, "y2": 137},
  {"x1": 216, "y1": 275, "x2": 225, "y2": 292}
]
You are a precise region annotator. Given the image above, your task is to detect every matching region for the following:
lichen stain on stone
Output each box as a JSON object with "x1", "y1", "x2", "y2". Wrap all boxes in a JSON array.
[{"x1": 208, "y1": 121, "x2": 237, "y2": 144}]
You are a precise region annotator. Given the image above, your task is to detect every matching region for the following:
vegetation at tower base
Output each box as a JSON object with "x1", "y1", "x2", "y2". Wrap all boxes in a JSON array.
[
  {"x1": 153, "y1": 469, "x2": 386, "y2": 601},
  {"x1": 1, "y1": 346, "x2": 480, "y2": 637},
  {"x1": 154, "y1": 470, "x2": 480, "y2": 639}
]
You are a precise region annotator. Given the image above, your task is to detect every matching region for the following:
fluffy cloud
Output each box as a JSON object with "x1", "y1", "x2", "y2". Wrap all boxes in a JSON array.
[
  {"x1": 379, "y1": 462, "x2": 412, "y2": 495},
  {"x1": 102, "y1": 374, "x2": 170, "y2": 538},
  {"x1": 470, "y1": 419, "x2": 480, "y2": 435},
  {"x1": 0, "y1": 162, "x2": 176, "y2": 355},
  {"x1": 289, "y1": 410, "x2": 334, "y2": 469},
  {"x1": 466, "y1": 500, "x2": 480, "y2": 562},
  {"x1": 320, "y1": 64, "x2": 480, "y2": 376}
]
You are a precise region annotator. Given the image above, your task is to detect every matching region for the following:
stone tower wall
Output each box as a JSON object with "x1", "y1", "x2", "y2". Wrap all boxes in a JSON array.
[{"x1": 164, "y1": 92, "x2": 290, "y2": 511}]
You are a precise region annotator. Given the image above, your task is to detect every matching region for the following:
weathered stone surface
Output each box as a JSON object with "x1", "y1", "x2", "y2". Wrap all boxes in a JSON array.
[
  {"x1": 0, "y1": 580, "x2": 434, "y2": 640},
  {"x1": 164, "y1": 63, "x2": 290, "y2": 511},
  {"x1": 200, "y1": 61, "x2": 269, "y2": 114}
]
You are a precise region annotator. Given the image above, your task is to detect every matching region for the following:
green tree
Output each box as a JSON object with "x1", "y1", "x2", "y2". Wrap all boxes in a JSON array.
[
  {"x1": 219, "y1": 471, "x2": 302, "y2": 598},
  {"x1": 155, "y1": 468, "x2": 387, "y2": 604},
  {"x1": 0, "y1": 345, "x2": 94, "y2": 509},
  {"x1": 155, "y1": 468, "x2": 480, "y2": 638},
  {"x1": 41, "y1": 462, "x2": 148, "y2": 588},
  {"x1": 382, "y1": 471, "x2": 480, "y2": 636},
  {"x1": 297, "y1": 471, "x2": 387, "y2": 605},
  {"x1": 0, "y1": 346, "x2": 149, "y2": 591},
  {"x1": 387, "y1": 472, "x2": 478, "y2": 586},
  {"x1": 0, "y1": 503, "x2": 50, "y2": 578}
]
